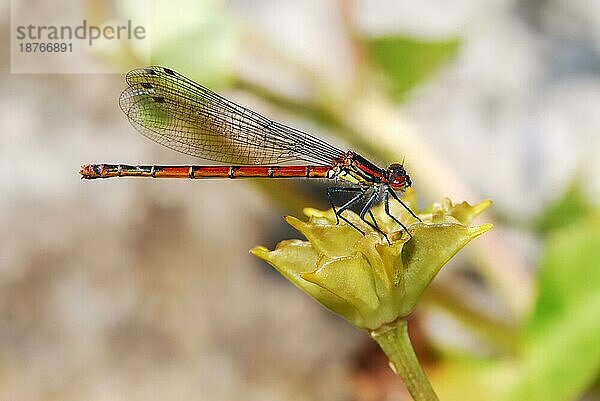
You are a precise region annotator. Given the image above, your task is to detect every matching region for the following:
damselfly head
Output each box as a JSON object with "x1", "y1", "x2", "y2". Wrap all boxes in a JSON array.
[{"x1": 387, "y1": 163, "x2": 411, "y2": 191}]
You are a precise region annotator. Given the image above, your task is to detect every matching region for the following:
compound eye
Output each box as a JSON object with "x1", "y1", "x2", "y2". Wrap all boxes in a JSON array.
[
  {"x1": 387, "y1": 163, "x2": 410, "y2": 190},
  {"x1": 390, "y1": 176, "x2": 406, "y2": 190}
]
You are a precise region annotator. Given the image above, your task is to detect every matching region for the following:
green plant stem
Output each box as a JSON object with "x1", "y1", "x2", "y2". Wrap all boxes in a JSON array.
[{"x1": 371, "y1": 319, "x2": 439, "y2": 401}]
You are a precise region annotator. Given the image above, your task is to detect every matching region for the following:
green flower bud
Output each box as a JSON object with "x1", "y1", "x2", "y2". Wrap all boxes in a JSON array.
[{"x1": 251, "y1": 190, "x2": 492, "y2": 331}]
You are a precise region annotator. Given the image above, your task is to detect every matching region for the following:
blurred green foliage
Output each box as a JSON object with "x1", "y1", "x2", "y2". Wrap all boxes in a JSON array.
[
  {"x1": 365, "y1": 36, "x2": 460, "y2": 100},
  {"x1": 149, "y1": 0, "x2": 236, "y2": 88},
  {"x1": 437, "y1": 213, "x2": 600, "y2": 401},
  {"x1": 537, "y1": 180, "x2": 594, "y2": 234},
  {"x1": 108, "y1": 0, "x2": 237, "y2": 87},
  {"x1": 512, "y1": 217, "x2": 600, "y2": 401}
]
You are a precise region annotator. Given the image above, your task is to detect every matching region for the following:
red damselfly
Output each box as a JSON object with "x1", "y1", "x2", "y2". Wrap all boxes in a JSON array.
[{"x1": 81, "y1": 66, "x2": 420, "y2": 241}]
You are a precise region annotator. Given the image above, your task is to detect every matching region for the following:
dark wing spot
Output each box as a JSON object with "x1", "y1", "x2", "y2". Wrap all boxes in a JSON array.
[
  {"x1": 141, "y1": 82, "x2": 153, "y2": 89},
  {"x1": 143, "y1": 68, "x2": 157, "y2": 75},
  {"x1": 163, "y1": 67, "x2": 176, "y2": 76},
  {"x1": 152, "y1": 96, "x2": 165, "y2": 103}
]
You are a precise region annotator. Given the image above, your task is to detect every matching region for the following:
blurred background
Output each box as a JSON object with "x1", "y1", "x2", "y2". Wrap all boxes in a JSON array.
[{"x1": 1, "y1": 0, "x2": 600, "y2": 400}]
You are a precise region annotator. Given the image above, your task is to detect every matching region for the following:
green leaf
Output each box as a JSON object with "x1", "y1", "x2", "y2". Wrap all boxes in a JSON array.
[
  {"x1": 433, "y1": 216, "x2": 600, "y2": 401},
  {"x1": 365, "y1": 35, "x2": 460, "y2": 100},
  {"x1": 536, "y1": 179, "x2": 593, "y2": 234},
  {"x1": 510, "y1": 217, "x2": 600, "y2": 401}
]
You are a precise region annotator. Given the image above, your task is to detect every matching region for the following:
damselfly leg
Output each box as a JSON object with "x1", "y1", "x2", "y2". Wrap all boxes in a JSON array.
[
  {"x1": 358, "y1": 190, "x2": 390, "y2": 244},
  {"x1": 327, "y1": 186, "x2": 418, "y2": 244},
  {"x1": 327, "y1": 187, "x2": 369, "y2": 235}
]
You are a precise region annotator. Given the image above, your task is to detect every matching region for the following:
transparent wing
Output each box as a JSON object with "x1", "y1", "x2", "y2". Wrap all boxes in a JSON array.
[{"x1": 119, "y1": 66, "x2": 344, "y2": 165}]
